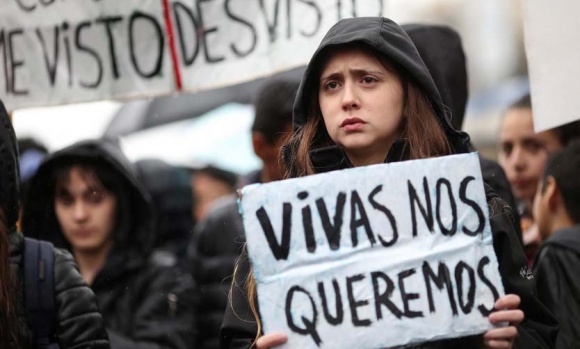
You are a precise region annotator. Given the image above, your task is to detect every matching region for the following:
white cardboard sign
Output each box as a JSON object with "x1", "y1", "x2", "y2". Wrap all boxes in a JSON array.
[
  {"x1": 240, "y1": 153, "x2": 505, "y2": 348},
  {"x1": 522, "y1": 0, "x2": 580, "y2": 132}
]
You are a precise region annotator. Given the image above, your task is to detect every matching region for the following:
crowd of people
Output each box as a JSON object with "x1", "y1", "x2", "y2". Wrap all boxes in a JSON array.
[{"x1": 1, "y1": 15, "x2": 579, "y2": 349}]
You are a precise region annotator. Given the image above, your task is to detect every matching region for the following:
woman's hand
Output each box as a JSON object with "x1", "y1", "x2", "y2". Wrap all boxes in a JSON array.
[
  {"x1": 256, "y1": 332, "x2": 288, "y2": 349},
  {"x1": 483, "y1": 294, "x2": 524, "y2": 349}
]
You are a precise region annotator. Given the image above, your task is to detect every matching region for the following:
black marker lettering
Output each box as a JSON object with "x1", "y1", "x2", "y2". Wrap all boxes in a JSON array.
[
  {"x1": 346, "y1": 274, "x2": 371, "y2": 326},
  {"x1": 129, "y1": 11, "x2": 164, "y2": 78},
  {"x1": 436, "y1": 178, "x2": 457, "y2": 236},
  {"x1": 173, "y1": 2, "x2": 201, "y2": 66},
  {"x1": 35, "y1": 26, "x2": 59, "y2": 86},
  {"x1": 300, "y1": 193, "x2": 316, "y2": 253},
  {"x1": 422, "y1": 261, "x2": 458, "y2": 315},
  {"x1": 460, "y1": 176, "x2": 485, "y2": 236},
  {"x1": 409, "y1": 177, "x2": 434, "y2": 237},
  {"x1": 350, "y1": 190, "x2": 375, "y2": 247},
  {"x1": 75, "y1": 21, "x2": 103, "y2": 88},
  {"x1": 318, "y1": 279, "x2": 343, "y2": 325},
  {"x1": 196, "y1": 0, "x2": 225, "y2": 63},
  {"x1": 96, "y1": 16, "x2": 123, "y2": 79},
  {"x1": 62, "y1": 22, "x2": 72, "y2": 87},
  {"x1": 371, "y1": 271, "x2": 403, "y2": 319},
  {"x1": 477, "y1": 256, "x2": 500, "y2": 316},
  {"x1": 368, "y1": 185, "x2": 398, "y2": 247},
  {"x1": 7, "y1": 29, "x2": 27, "y2": 95},
  {"x1": 285, "y1": 286, "x2": 322, "y2": 346},
  {"x1": 455, "y1": 261, "x2": 476, "y2": 314},
  {"x1": 316, "y1": 192, "x2": 346, "y2": 251},
  {"x1": 296, "y1": 0, "x2": 322, "y2": 37},
  {"x1": 256, "y1": 204, "x2": 292, "y2": 260},
  {"x1": 224, "y1": 0, "x2": 257, "y2": 57},
  {"x1": 398, "y1": 268, "x2": 423, "y2": 318},
  {"x1": 258, "y1": 0, "x2": 282, "y2": 43}
]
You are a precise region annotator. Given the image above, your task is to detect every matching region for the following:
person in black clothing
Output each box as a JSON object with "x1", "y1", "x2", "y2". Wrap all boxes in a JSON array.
[
  {"x1": 401, "y1": 24, "x2": 521, "y2": 239},
  {"x1": 22, "y1": 139, "x2": 196, "y2": 348},
  {"x1": 192, "y1": 165, "x2": 238, "y2": 222},
  {"x1": 221, "y1": 17, "x2": 558, "y2": 349},
  {"x1": 189, "y1": 78, "x2": 299, "y2": 349},
  {"x1": 0, "y1": 100, "x2": 109, "y2": 348},
  {"x1": 533, "y1": 140, "x2": 580, "y2": 348},
  {"x1": 135, "y1": 158, "x2": 194, "y2": 268}
]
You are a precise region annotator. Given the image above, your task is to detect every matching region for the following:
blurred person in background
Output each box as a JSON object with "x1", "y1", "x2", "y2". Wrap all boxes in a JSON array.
[
  {"x1": 22, "y1": 139, "x2": 196, "y2": 348},
  {"x1": 403, "y1": 23, "x2": 522, "y2": 244},
  {"x1": 498, "y1": 93, "x2": 580, "y2": 264},
  {"x1": 1, "y1": 100, "x2": 109, "y2": 348},
  {"x1": 135, "y1": 158, "x2": 194, "y2": 268},
  {"x1": 188, "y1": 78, "x2": 298, "y2": 349},
  {"x1": 532, "y1": 140, "x2": 580, "y2": 348},
  {"x1": 191, "y1": 165, "x2": 237, "y2": 222}
]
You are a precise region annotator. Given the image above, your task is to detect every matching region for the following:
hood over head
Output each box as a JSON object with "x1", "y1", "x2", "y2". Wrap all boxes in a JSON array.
[
  {"x1": 22, "y1": 139, "x2": 155, "y2": 267},
  {"x1": 0, "y1": 100, "x2": 19, "y2": 233},
  {"x1": 291, "y1": 17, "x2": 470, "y2": 171}
]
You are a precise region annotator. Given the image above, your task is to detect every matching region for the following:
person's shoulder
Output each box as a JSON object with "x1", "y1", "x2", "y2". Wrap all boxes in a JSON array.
[
  {"x1": 537, "y1": 241, "x2": 580, "y2": 265},
  {"x1": 53, "y1": 246, "x2": 74, "y2": 262}
]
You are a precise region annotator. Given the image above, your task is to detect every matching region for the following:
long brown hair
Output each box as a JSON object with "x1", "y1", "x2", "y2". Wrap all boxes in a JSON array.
[
  {"x1": 235, "y1": 43, "x2": 453, "y2": 340},
  {"x1": 0, "y1": 209, "x2": 18, "y2": 348}
]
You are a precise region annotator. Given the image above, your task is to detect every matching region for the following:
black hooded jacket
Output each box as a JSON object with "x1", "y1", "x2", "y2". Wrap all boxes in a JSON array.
[
  {"x1": 220, "y1": 17, "x2": 557, "y2": 349},
  {"x1": 22, "y1": 140, "x2": 196, "y2": 349},
  {"x1": 533, "y1": 226, "x2": 580, "y2": 348},
  {"x1": 0, "y1": 100, "x2": 109, "y2": 348}
]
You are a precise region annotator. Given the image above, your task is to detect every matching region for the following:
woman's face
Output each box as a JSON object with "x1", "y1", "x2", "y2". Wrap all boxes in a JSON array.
[
  {"x1": 318, "y1": 47, "x2": 404, "y2": 166},
  {"x1": 54, "y1": 166, "x2": 117, "y2": 255},
  {"x1": 498, "y1": 108, "x2": 562, "y2": 205}
]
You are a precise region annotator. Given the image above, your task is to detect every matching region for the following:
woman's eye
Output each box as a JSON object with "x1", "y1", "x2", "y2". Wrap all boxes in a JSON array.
[
  {"x1": 86, "y1": 191, "x2": 105, "y2": 204},
  {"x1": 362, "y1": 77, "x2": 376, "y2": 84},
  {"x1": 56, "y1": 195, "x2": 73, "y2": 206},
  {"x1": 325, "y1": 81, "x2": 339, "y2": 90}
]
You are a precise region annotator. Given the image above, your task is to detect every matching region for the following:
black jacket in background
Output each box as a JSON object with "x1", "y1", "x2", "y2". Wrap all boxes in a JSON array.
[
  {"x1": 401, "y1": 23, "x2": 522, "y2": 244},
  {"x1": 190, "y1": 169, "x2": 263, "y2": 349},
  {"x1": 221, "y1": 17, "x2": 557, "y2": 349},
  {"x1": 1, "y1": 99, "x2": 109, "y2": 348},
  {"x1": 9, "y1": 232, "x2": 110, "y2": 348},
  {"x1": 22, "y1": 140, "x2": 196, "y2": 349},
  {"x1": 189, "y1": 196, "x2": 246, "y2": 349},
  {"x1": 534, "y1": 226, "x2": 580, "y2": 348}
]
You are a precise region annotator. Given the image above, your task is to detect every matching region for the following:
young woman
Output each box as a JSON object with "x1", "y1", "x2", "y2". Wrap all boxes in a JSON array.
[
  {"x1": 221, "y1": 17, "x2": 557, "y2": 349},
  {"x1": 22, "y1": 139, "x2": 196, "y2": 348}
]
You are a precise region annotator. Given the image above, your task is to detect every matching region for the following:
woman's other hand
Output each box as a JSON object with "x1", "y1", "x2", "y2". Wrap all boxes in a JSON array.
[
  {"x1": 256, "y1": 332, "x2": 288, "y2": 349},
  {"x1": 483, "y1": 294, "x2": 524, "y2": 349}
]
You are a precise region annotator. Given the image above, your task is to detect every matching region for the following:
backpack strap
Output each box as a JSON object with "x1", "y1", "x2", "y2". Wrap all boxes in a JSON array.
[{"x1": 24, "y1": 237, "x2": 58, "y2": 349}]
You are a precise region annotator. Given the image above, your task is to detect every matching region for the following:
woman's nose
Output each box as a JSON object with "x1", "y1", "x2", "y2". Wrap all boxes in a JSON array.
[
  {"x1": 341, "y1": 83, "x2": 360, "y2": 111},
  {"x1": 73, "y1": 202, "x2": 89, "y2": 221},
  {"x1": 511, "y1": 146, "x2": 526, "y2": 171}
]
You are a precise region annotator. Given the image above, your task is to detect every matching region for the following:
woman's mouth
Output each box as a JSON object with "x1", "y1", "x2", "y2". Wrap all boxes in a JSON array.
[{"x1": 340, "y1": 117, "x2": 366, "y2": 131}]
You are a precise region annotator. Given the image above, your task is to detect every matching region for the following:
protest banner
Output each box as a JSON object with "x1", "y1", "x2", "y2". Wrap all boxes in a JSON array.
[
  {"x1": 522, "y1": 0, "x2": 580, "y2": 132},
  {"x1": 0, "y1": 0, "x2": 386, "y2": 111},
  {"x1": 240, "y1": 153, "x2": 505, "y2": 348},
  {"x1": 0, "y1": 0, "x2": 174, "y2": 110}
]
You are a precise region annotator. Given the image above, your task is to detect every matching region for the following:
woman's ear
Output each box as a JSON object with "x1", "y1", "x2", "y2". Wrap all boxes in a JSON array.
[{"x1": 252, "y1": 132, "x2": 275, "y2": 162}]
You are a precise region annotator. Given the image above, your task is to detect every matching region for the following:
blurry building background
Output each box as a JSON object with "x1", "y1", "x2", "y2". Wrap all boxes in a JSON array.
[{"x1": 12, "y1": 0, "x2": 529, "y2": 170}]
